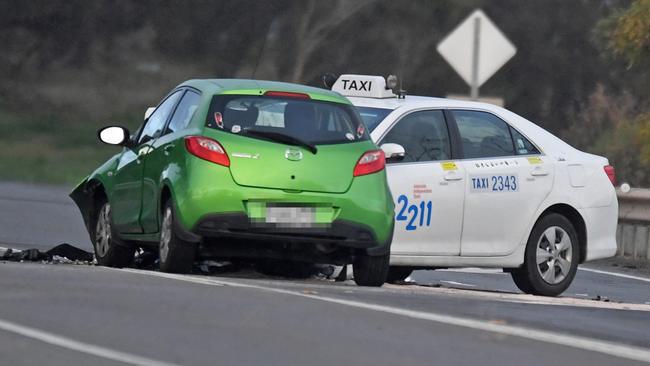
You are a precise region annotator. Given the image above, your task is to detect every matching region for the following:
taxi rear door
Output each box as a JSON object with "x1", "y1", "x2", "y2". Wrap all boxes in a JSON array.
[
  {"x1": 450, "y1": 110, "x2": 554, "y2": 256},
  {"x1": 377, "y1": 109, "x2": 464, "y2": 256}
]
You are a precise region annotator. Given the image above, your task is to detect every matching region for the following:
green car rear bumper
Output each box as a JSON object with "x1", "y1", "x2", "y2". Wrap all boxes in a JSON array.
[{"x1": 170, "y1": 157, "x2": 394, "y2": 256}]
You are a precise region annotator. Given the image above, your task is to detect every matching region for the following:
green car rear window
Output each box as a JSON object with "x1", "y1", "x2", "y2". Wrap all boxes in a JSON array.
[{"x1": 206, "y1": 95, "x2": 369, "y2": 145}]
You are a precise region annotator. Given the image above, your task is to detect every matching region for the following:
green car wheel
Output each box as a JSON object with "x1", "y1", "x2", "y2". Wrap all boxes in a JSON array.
[
  {"x1": 353, "y1": 253, "x2": 390, "y2": 286},
  {"x1": 92, "y1": 200, "x2": 135, "y2": 267},
  {"x1": 159, "y1": 200, "x2": 196, "y2": 273}
]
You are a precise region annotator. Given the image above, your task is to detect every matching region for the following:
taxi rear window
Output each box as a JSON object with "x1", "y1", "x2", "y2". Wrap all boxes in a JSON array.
[{"x1": 206, "y1": 95, "x2": 369, "y2": 145}]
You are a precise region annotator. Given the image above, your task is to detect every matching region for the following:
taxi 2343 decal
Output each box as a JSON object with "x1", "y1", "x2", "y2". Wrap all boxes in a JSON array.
[{"x1": 471, "y1": 174, "x2": 518, "y2": 192}]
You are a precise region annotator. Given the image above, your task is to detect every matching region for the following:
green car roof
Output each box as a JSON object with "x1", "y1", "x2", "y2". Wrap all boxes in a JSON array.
[{"x1": 178, "y1": 79, "x2": 349, "y2": 104}]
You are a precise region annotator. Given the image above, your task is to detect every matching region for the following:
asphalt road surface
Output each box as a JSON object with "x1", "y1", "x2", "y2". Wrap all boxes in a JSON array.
[{"x1": 1, "y1": 181, "x2": 649, "y2": 365}]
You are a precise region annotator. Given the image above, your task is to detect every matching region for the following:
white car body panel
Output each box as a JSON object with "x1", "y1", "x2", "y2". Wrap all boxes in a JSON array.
[
  {"x1": 458, "y1": 155, "x2": 555, "y2": 256},
  {"x1": 344, "y1": 91, "x2": 618, "y2": 269},
  {"x1": 387, "y1": 161, "x2": 465, "y2": 256}
]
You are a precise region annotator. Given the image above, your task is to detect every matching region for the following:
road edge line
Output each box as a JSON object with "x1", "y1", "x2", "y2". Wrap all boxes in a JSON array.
[
  {"x1": 0, "y1": 318, "x2": 180, "y2": 366},
  {"x1": 580, "y1": 267, "x2": 650, "y2": 283}
]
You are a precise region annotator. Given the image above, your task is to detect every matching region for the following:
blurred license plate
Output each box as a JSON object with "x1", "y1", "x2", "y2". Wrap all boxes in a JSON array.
[{"x1": 265, "y1": 206, "x2": 315, "y2": 225}]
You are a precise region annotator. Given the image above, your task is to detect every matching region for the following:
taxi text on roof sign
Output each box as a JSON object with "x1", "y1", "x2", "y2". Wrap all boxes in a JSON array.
[{"x1": 332, "y1": 75, "x2": 396, "y2": 99}]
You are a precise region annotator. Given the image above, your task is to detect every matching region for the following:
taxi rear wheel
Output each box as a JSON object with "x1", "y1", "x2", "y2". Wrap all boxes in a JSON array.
[
  {"x1": 511, "y1": 213, "x2": 579, "y2": 297},
  {"x1": 353, "y1": 253, "x2": 389, "y2": 287},
  {"x1": 92, "y1": 200, "x2": 135, "y2": 268},
  {"x1": 159, "y1": 200, "x2": 196, "y2": 273}
]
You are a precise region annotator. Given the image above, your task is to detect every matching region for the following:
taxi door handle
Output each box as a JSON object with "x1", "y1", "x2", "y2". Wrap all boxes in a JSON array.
[
  {"x1": 443, "y1": 172, "x2": 463, "y2": 181},
  {"x1": 531, "y1": 167, "x2": 549, "y2": 176},
  {"x1": 163, "y1": 144, "x2": 175, "y2": 156}
]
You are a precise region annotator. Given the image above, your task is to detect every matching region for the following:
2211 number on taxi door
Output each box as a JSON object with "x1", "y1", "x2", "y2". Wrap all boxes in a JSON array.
[{"x1": 395, "y1": 195, "x2": 432, "y2": 231}]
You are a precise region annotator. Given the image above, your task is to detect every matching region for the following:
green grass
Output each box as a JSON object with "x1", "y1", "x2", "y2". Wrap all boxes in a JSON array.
[{"x1": 0, "y1": 109, "x2": 136, "y2": 186}]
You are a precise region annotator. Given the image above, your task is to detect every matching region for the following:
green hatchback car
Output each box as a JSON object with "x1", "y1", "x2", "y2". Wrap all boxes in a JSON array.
[{"x1": 71, "y1": 79, "x2": 395, "y2": 286}]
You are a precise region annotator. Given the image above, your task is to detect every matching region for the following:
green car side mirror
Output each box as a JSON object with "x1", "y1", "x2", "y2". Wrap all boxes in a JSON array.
[{"x1": 98, "y1": 126, "x2": 132, "y2": 147}]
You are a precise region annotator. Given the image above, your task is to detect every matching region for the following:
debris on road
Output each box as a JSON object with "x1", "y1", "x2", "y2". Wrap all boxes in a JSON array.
[
  {"x1": 133, "y1": 248, "x2": 158, "y2": 269},
  {"x1": 198, "y1": 260, "x2": 235, "y2": 274},
  {"x1": 47, "y1": 243, "x2": 94, "y2": 262},
  {"x1": 0, "y1": 243, "x2": 93, "y2": 264},
  {"x1": 593, "y1": 295, "x2": 611, "y2": 302}
]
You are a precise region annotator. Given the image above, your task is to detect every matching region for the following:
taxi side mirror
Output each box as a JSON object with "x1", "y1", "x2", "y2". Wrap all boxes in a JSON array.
[
  {"x1": 380, "y1": 143, "x2": 405, "y2": 162},
  {"x1": 144, "y1": 107, "x2": 156, "y2": 121}
]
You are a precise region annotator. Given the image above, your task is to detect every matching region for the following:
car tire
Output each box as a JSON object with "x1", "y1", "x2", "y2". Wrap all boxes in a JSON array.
[
  {"x1": 511, "y1": 213, "x2": 579, "y2": 297},
  {"x1": 92, "y1": 200, "x2": 135, "y2": 268},
  {"x1": 386, "y1": 266, "x2": 413, "y2": 283},
  {"x1": 159, "y1": 200, "x2": 196, "y2": 273},
  {"x1": 353, "y1": 253, "x2": 389, "y2": 287}
]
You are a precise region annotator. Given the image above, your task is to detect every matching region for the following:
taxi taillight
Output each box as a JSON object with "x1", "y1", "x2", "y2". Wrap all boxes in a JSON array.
[
  {"x1": 185, "y1": 136, "x2": 230, "y2": 167},
  {"x1": 604, "y1": 165, "x2": 616, "y2": 186},
  {"x1": 353, "y1": 150, "x2": 385, "y2": 177}
]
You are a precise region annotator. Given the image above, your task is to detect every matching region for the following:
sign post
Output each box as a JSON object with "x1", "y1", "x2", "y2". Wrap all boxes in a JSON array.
[
  {"x1": 437, "y1": 9, "x2": 516, "y2": 102},
  {"x1": 470, "y1": 16, "x2": 481, "y2": 100}
]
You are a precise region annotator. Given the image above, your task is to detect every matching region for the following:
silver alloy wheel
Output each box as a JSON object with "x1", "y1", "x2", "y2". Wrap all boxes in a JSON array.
[
  {"x1": 536, "y1": 226, "x2": 573, "y2": 285},
  {"x1": 95, "y1": 203, "x2": 112, "y2": 257},
  {"x1": 159, "y1": 207, "x2": 173, "y2": 262}
]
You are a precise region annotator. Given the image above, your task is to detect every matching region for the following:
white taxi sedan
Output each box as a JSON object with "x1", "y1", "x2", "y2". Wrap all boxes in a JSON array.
[{"x1": 332, "y1": 74, "x2": 618, "y2": 296}]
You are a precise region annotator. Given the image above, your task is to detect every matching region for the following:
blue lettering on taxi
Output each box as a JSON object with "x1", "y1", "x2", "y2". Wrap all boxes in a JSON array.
[
  {"x1": 471, "y1": 175, "x2": 518, "y2": 192},
  {"x1": 471, "y1": 177, "x2": 489, "y2": 189},
  {"x1": 396, "y1": 195, "x2": 432, "y2": 231}
]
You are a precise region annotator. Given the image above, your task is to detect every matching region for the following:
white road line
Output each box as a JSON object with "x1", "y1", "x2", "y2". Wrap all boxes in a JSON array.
[
  {"x1": 440, "y1": 280, "x2": 476, "y2": 287},
  {"x1": 113, "y1": 268, "x2": 650, "y2": 363},
  {"x1": 429, "y1": 267, "x2": 650, "y2": 284},
  {"x1": 0, "y1": 318, "x2": 179, "y2": 366},
  {"x1": 579, "y1": 267, "x2": 650, "y2": 283}
]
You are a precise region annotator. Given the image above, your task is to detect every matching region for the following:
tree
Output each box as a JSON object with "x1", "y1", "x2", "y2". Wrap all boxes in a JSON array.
[
  {"x1": 242, "y1": 0, "x2": 378, "y2": 82},
  {"x1": 593, "y1": 0, "x2": 650, "y2": 186},
  {"x1": 608, "y1": 0, "x2": 650, "y2": 67},
  {"x1": 637, "y1": 113, "x2": 650, "y2": 165}
]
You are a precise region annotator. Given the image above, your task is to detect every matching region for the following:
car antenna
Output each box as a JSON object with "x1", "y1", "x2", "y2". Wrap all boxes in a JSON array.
[
  {"x1": 397, "y1": 61, "x2": 407, "y2": 99},
  {"x1": 398, "y1": 76, "x2": 407, "y2": 99},
  {"x1": 322, "y1": 73, "x2": 337, "y2": 89}
]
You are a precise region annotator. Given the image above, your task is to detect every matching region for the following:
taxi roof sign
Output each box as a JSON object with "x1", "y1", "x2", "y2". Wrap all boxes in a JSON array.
[{"x1": 332, "y1": 74, "x2": 396, "y2": 99}]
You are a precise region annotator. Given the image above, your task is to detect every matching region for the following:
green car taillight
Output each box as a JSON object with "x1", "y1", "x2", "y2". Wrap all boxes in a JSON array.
[
  {"x1": 353, "y1": 150, "x2": 385, "y2": 177},
  {"x1": 185, "y1": 136, "x2": 230, "y2": 167}
]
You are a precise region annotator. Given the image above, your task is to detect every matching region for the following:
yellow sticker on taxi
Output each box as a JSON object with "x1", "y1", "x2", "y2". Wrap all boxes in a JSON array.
[
  {"x1": 527, "y1": 157, "x2": 543, "y2": 165},
  {"x1": 441, "y1": 161, "x2": 458, "y2": 171}
]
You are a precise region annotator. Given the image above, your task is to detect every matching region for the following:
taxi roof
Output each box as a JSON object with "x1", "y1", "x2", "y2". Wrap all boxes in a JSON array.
[{"x1": 346, "y1": 94, "x2": 504, "y2": 113}]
